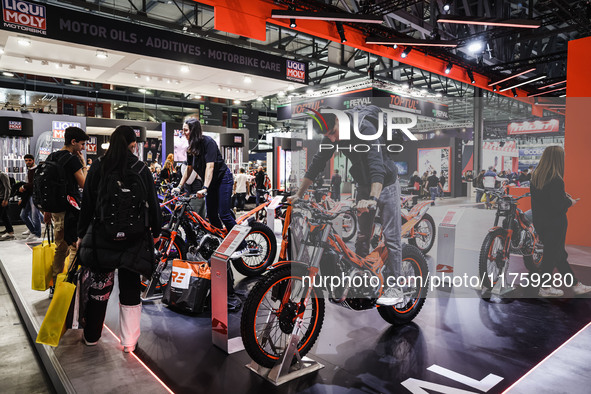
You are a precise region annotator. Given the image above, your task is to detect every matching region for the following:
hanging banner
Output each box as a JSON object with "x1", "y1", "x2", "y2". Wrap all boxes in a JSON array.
[
  {"x1": 0, "y1": 0, "x2": 308, "y2": 84},
  {"x1": 507, "y1": 119, "x2": 560, "y2": 135}
]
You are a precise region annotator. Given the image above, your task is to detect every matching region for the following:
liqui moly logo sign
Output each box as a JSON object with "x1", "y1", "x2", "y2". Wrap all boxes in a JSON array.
[
  {"x1": 305, "y1": 108, "x2": 418, "y2": 153},
  {"x1": 2, "y1": 0, "x2": 46, "y2": 33},
  {"x1": 8, "y1": 120, "x2": 21, "y2": 130},
  {"x1": 52, "y1": 121, "x2": 81, "y2": 140},
  {"x1": 507, "y1": 119, "x2": 559, "y2": 135},
  {"x1": 286, "y1": 60, "x2": 306, "y2": 83}
]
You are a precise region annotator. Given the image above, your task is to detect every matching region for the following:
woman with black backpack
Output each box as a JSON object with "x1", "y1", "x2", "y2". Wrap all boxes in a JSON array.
[{"x1": 77, "y1": 126, "x2": 161, "y2": 352}]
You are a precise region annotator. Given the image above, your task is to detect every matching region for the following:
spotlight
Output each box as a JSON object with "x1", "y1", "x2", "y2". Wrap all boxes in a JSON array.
[
  {"x1": 493, "y1": 86, "x2": 498, "y2": 92},
  {"x1": 443, "y1": 1, "x2": 451, "y2": 12},
  {"x1": 401, "y1": 47, "x2": 412, "y2": 58},
  {"x1": 134, "y1": 73, "x2": 141, "y2": 79},
  {"x1": 393, "y1": 44, "x2": 398, "y2": 49},
  {"x1": 277, "y1": 91, "x2": 285, "y2": 97},
  {"x1": 444, "y1": 62, "x2": 453, "y2": 74},
  {"x1": 234, "y1": 100, "x2": 241, "y2": 104},
  {"x1": 24, "y1": 57, "x2": 32, "y2": 64},
  {"x1": 256, "y1": 96, "x2": 263, "y2": 102},
  {"x1": 290, "y1": 18, "x2": 297, "y2": 28},
  {"x1": 467, "y1": 69, "x2": 475, "y2": 84},
  {"x1": 69, "y1": 64, "x2": 76, "y2": 69},
  {"x1": 180, "y1": 64, "x2": 190, "y2": 73},
  {"x1": 95, "y1": 50, "x2": 108, "y2": 59},
  {"x1": 243, "y1": 75, "x2": 252, "y2": 84},
  {"x1": 336, "y1": 22, "x2": 346, "y2": 43},
  {"x1": 2, "y1": 71, "x2": 14, "y2": 77},
  {"x1": 512, "y1": 88, "x2": 517, "y2": 97},
  {"x1": 467, "y1": 41, "x2": 484, "y2": 53},
  {"x1": 306, "y1": 88, "x2": 313, "y2": 94},
  {"x1": 70, "y1": 80, "x2": 80, "y2": 85}
]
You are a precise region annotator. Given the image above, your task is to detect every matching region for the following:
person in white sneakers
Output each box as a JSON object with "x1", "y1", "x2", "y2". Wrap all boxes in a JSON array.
[
  {"x1": 530, "y1": 146, "x2": 591, "y2": 297},
  {"x1": 76, "y1": 126, "x2": 161, "y2": 352}
]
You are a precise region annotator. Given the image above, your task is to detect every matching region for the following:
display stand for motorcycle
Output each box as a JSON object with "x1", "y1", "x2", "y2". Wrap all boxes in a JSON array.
[
  {"x1": 210, "y1": 224, "x2": 252, "y2": 354},
  {"x1": 436, "y1": 208, "x2": 465, "y2": 292},
  {"x1": 266, "y1": 195, "x2": 283, "y2": 233},
  {"x1": 246, "y1": 313, "x2": 324, "y2": 386}
]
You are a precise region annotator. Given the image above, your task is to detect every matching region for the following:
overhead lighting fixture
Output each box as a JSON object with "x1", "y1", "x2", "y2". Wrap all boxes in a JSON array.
[
  {"x1": 271, "y1": 9, "x2": 383, "y2": 24},
  {"x1": 139, "y1": 88, "x2": 147, "y2": 93},
  {"x1": 41, "y1": 60, "x2": 48, "y2": 66},
  {"x1": 17, "y1": 37, "x2": 31, "y2": 46},
  {"x1": 134, "y1": 73, "x2": 141, "y2": 79},
  {"x1": 256, "y1": 96, "x2": 263, "y2": 102},
  {"x1": 444, "y1": 62, "x2": 453, "y2": 74},
  {"x1": 84, "y1": 66, "x2": 90, "y2": 71},
  {"x1": 287, "y1": 83, "x2": 295, "y2": 91},
  {"x1": 527, "y1": 86, "x2": 567, "y2": 97},
  {"x1": 499, "y1": 74, "x2": 547, "y2": 92},
  {"x1": 2, "y1": 71, "x2": 14, "y2": 77},
  {"x1": 70, "y1": 80, "x2": 80, "y2": 85},
  {"x1": 95, "y1": 50, "x2": 108, "y2": 59},
  {"x1": 393, "y1": 44, "x2": 398, "y2": 49},
  {"x1": 69, "y1": 64, "x2": 75, "y2": 69},
  {"x1": 306, "y1": 88, "x2": 313, "y2": 94},
  {"x1": 331, "y1": 84, "x2": 338, "y2": 90},
  {"x1": 24, "y1": 57, "x2": 32, "y2": 64},
  {"x1": 234, "y1": 100, "x2": 241, "y2": 104},
  {"x1": 436, "y1": 92, "x2": 443, "y2": 98},
  {"x1": 512, "y1": 88, "x2": 518, "y2": 97},
  {"x1": 145, "y1": 76, "x2": 151, "y2": 81},
  {"x1": 467, "y1": 69, "x2": 475, "y2": 84},
  {"x1": 55, "y1": 62, "x2": 62, "y2": 69},
  {"x1": 488, "y1": 68, "x2": 536, "y2": 87},
  {"x1": 537, "y1": 79, "x2": 566, "y2": 90},
  {"x1": 277, "y1": 91, "x2": 285, "y2": 97},
  {"x1": 290, "y1": 18, "x2": 297, "y2": 28},
  {"x1": 443, "y1": 1, "x2": 451, "y2": 12},
  {"x1": 336, "y1": 22, "x2": 346, "y2": 43},
  {"x1": 437, "y1": 16, "x2": 541, "y2": 28},
  {"x1": 492, "y1": 86, "x2": 498, "y2": 92},
  {"x1": 559, "y1": 94, "x2": 566, "y2": 97},
  {"x1": 243, "y1": 75, "x2": 252, "y2": 84},
  {"x1": 193, "y1": 95, "x2": 202, "y2": 99},
  {"x1": 467, "y1": 41, "x2": 484, "y2": 53},
  {"x1": 174, "y1": 80, "x2": 180, "y2": 84},
  {"x1": 401, "y1": 47, "x2": 412, "y2": 58},
  {"x1": 366, "y1": 36, "x2": 458, "y2": 47},
  {"x1": 180, "y1": 64, "x2": 190, "y2": 73}
]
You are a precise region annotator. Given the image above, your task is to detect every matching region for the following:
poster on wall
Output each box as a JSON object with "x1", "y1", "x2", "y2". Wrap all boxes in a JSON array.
[
  {"x1": 86, "y1": 136, "x2": 97, "y2": 154},
  {"x1": 417, "y1": 147, "x2": 451, "y2": 192},
  {"x1": 174, "y1": 128, "x2": 188, "y2": 163}
]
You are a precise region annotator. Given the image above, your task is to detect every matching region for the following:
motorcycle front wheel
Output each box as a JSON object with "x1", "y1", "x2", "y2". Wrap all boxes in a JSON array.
[
  {"x1": 478, "y1": 228, "x2": 507, "y2": 289},
  {"x1": 141, "y1": 230, "x2": 187, "y2": 293},
  {"x1": 408, "y1": 213, "x2": 436, "y2": 255},
  {"x1": 378, "y1": 244, "x2": 429, "y2": 325},
  {"x1": 231, "y1": 222, "x2": 277, "y2": 276},
  {"x1": 240, "y1": 265, "x2": 325, "y2": 368}
]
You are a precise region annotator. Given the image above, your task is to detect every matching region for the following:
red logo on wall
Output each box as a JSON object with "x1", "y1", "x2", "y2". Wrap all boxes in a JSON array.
[
  {"x1": 507, "y1": 119, "x2": 559, "y2": 135},
  {"x1": 2, "y1": 0, "x2": 46, "y2": 31},
  {"x1": 286, "y1": 60, "x2": 306, "y2": 83},
  {"x1": 8, "y1": 120, "x2": 21, "y2": 130}
]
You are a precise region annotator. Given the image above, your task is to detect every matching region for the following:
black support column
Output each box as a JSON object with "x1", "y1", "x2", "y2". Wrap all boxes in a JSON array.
[{"x1": 473, "y1": 87, "x2": 484, "y2": 174}]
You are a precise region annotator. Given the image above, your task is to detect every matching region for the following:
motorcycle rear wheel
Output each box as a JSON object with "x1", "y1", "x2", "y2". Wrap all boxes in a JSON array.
[
  {"x1": 231, "y1": 222, "x2": 277, "y2": 276},
  {"x1": 378, "y1": 244, "x2": 429, "y2": 325}
]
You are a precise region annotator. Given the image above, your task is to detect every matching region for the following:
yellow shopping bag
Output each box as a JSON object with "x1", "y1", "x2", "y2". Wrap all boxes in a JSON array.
[
  {"x1": 31, "y1": 226, "x2": 56, "y2": 291},
  {"x1": 36, "y1": 280, "x2": 76, "y2": 347},
  {"x1": 36, "y1": 254, "x2": 79, "y2": 348}
]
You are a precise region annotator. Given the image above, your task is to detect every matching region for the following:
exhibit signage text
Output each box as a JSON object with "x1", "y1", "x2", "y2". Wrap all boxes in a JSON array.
[
  {"x1": 507, "y1": 119, "x2": 559, "y2": 135},
  {"x1": 1, "y1": 0, "x2": 307, "y2": 84}
]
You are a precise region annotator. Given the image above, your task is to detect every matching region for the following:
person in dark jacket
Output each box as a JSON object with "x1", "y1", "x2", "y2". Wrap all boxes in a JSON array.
[
  {"x1": 0, "y1": 169, "x2": 14, "y2": 240},
  {"x1": 19, "y1": 154, "x2": 43, "y2": 240},
  {"x1": 77, "y1": 126, "x2": 161, "y2": 352},
  {"x1": 530, "y1": 145, "x2": 590, "y2": 297},
  {"x1": 292, "y1": 105, "x2": 403, "y2": 306},
  {"x1": 331, "y1": 170, "x2": 342, "y2": 201}
]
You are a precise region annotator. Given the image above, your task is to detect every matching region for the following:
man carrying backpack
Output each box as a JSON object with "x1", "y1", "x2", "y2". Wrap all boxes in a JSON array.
[
  {"x1": 41, "y1": 127, "x2": 89, "y2": 297},
  {"x1": 0, "y1": 168, "x2": 14, "y2": 240},
  {"x1": 19, "y1": 154, "x2": 43, "y2": 241}
]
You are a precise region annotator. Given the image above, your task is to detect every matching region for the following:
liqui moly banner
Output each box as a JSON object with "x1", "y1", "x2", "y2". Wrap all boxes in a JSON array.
[{"x1": 507, "y1": 119, "x2": 560, "y2": 135}]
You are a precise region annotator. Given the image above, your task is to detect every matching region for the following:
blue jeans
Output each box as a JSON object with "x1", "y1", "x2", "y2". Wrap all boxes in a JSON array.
[
  {"x1": 206, "y1": 169, "x2": 236, "y2": 231},
  {"x1": 378, "y1": 181, "x2": 402, "y2": 278},
  {"x1": 356, "y1": 180, "x2": 401, "y2": 277},
  {"x1": 429, "y1": 187, "x2": 438, "y2": 202},
  {"x1": 20, "y1": 197, "x2": 42, "y2": 237},
  {"x1": 255, "y1": 189, "x2": 266, "y2": 206}
]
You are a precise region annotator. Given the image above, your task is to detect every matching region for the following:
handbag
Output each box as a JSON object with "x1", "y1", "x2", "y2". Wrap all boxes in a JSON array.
[
  {"x1": 31, "y1": 225, "x2": 55, "y2": 291},
  {"x1": 162, "y1": 259, "x2": 211, "y2": 314},
  {"x1": 36, "y1": 254, "x2": 79, "y2": 347}
]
